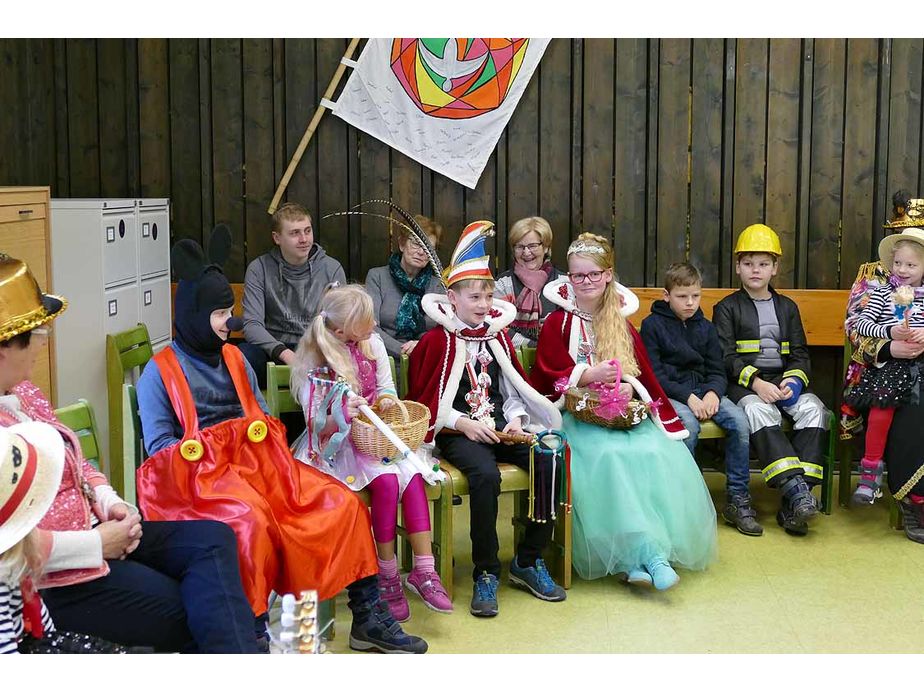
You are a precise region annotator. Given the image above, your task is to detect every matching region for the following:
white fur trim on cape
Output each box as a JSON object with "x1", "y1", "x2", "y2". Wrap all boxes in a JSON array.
[
  {"x1": 430, "y1": 329, "x2": 562, "y2": 436},
  {"x1": 542, "y1": 277, "x2": 639, "y2": 318},
  {"x1": 422, "y1": 293, "x2": 516, "y2": 333}
]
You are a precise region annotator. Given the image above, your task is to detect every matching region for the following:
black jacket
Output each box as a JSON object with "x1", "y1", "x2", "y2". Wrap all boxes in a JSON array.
[
  {"x1": 712, "y1": 287, "x2": 811, "y2": 396},
  {"x1": 639, "y1": 300, "x2": 727, "y2": 403}
]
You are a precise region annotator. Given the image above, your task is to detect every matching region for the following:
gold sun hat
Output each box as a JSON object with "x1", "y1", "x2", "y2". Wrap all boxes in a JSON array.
[{"x1": 0, "y1": 254, "x2": 67, "y2": 343}]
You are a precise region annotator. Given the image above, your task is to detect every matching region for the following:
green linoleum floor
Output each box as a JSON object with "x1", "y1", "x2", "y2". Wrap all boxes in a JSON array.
[{"x1": 314, "y1": 473, "x2": 924, "y2": 654}]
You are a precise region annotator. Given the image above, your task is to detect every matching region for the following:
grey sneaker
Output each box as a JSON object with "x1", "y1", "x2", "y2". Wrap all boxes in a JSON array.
[
  {"x1": 470, "y1": 572, "x2": 499, "y2": 617},
  {"x1": 349, "y1": 602, "x2": 428, "y2": 654},
  {"x1": 722, "y1": 495, "x2": 764, "y2": 536},
  {"x1": 508, "y1": 556, "x2": 566, "y2": 602}
]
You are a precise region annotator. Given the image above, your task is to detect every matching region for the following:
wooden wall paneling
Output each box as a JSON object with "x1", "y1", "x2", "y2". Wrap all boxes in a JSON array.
[
  {"x1": 505, "y1": 54, "x2": 541, "y2": 238},
  {"x1": 23, "y1": 39, "x2": 57, "y2": 188},
  {"x1": 873, "y1": 40, "x2": 892, "y2": 247},
  {"x1": 210, "y1": 38, "x2": 245, "y2": 281},
  {"x1": 357, "y1": 130, "x2": 392, "y2": 280},
  {"x1": 719, "y1": 39, "x2": 737, "y2": 285},
  {"x1": 0, "y1": 41, "x2": 26, "y2": 185},
  {"x1": 797, "y1": 40, "x2": 815, "y2": 288},
  {"x1": 569, "y1": 39, "x2": 583, "y2": 244},
  {"x1": 764, "y1": 38, "x2": 802, "y2": 288},
  {"x1": 655, "y1": 38, "x2": 691, "y2": 286},
  {"x1": 581, "y1": 39, "x2": 615, "y2": 240},
  {"x1": 390, "y1": 152, "x2": 424, "y2": 248},
  {"x1": 272, "y1": 39, "x2": 285, "y2": 184},
  {"x1": 493, "y1": 131, "x2": 508, "y2": 269},
  {"x1": 138, "y1": 39, "x2": 170, "y2": 200},
  {"x1": 886, "y1": 39, "x2": 923, "y2": 204},
  {"x1": 315, "y1": 39, "x2": 351, "y2": 273},
  {"x1": 612, "y1": 39, "x2": 646, "y2": 286},
  {"x1": 464, "y1": 152, "x2": 498, "y2": 271},
  {"x1": 124, "y1": 39, "x2": 140, "y2": 198},
  {"x1": 243, "y1": 39, "x2": 276, "y2": 262},
  {"x1": 65, "y1": 39, "x2": 100, "y2": 197},
  {"x1": 432, "y1": 171, "x2": 466, "y2": 270},
  {"x1": 731, "y1": 39, "x2": 768, "y2": 257},
  {"x1": 537, "y1": 38, "x2": 572, "y2": 266},
  {"x1": 168, "y1": 39, "x2": 203, "y2": 244},
  {"x1": 97, "y1": 39, "x2": 128, "y2": 197},
  {"x1": 806, "y1": 38, "x2": 846, "y2": 289},
  {"x1": 840, "y1": 38, "x2": 879, "y2": 286},
  {"x1": 52, "y1": 39, "x2": 70, "y2": 197},
  {"x1": 198, "y1": 39, "x2": 214, "y2": 239},
  {"x1": 282, "y1": 39, "x2": 318, "y2": 215},
  {"x1": 689, "y1": 38, "x2": 724, "y2": 286},
  {"x1": 645, "y1": 40, "x2": 660, "y2": 286}
]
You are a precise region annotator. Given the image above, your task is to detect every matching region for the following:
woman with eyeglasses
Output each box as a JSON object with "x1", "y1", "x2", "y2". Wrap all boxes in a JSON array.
[
  {"x1": 494, "y1": 217, "x2": 563, "y2": 348},
  {"x1": 365, "y1": 215, "x2": 446, "y2": 359},
  {"x1": 529, "y1": 233, "x2": 717, "y2": 591}
]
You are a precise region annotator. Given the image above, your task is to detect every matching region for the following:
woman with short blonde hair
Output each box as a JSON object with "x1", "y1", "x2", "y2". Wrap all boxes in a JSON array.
[{"x1": 494, "y1": 216, "x2": 563, "y2": 347}]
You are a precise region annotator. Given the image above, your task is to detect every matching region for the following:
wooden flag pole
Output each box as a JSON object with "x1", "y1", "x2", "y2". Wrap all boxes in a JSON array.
[{"x1": 267, "y1": 37, "x2": 362, "y2": 215}]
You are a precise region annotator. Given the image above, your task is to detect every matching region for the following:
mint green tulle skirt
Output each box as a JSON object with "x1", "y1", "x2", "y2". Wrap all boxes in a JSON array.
[{"x1": 564, "y1": 413, "x2": 718, "y2": 579}]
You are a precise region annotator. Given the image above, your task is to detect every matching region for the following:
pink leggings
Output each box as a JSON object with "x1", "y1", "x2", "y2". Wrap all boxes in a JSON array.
[{"x1": 366, "y1": 473, "x2": 431, "y2": 544}]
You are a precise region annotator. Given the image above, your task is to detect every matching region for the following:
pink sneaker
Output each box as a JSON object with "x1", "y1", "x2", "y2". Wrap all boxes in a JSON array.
[
  {"x1": 406, "y1": 569, "x2": 453, "y2": 613},
  {"x1": 378, "y1": 572, "x2": 410, "y2": 622}
]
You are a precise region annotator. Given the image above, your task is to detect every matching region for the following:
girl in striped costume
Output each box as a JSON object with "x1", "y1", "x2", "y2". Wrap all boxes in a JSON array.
[{"x1": 845, "y1": 229, "x2": 924, "y2": 505}]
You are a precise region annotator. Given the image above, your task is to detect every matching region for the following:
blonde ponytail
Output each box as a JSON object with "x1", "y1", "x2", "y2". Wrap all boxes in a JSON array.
[{"x1": 290, "y1": 285, "x2": 376, "y2": 402}]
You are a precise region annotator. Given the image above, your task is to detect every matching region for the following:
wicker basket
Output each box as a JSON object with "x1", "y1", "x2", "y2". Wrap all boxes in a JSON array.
[
  {"x1": 564, "y1": 387, "x2": 649, "y2": 429},
  {"x1": 351, "y1": 397, "x2": 431, "y2": 459}
]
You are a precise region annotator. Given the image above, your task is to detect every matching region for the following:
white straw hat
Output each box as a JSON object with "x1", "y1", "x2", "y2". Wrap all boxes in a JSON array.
[
  {"x1": 878, "y1": 227, "x2": 924, "y2": 268},
  {"x1": 0, "y1": 422, "x2": 65, "y2": 555}
]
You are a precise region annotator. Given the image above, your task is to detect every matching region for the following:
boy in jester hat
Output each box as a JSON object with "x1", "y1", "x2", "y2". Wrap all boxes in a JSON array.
[
  {"x1": 407, "y1": 220, "x2": 565, "y2": 618},
  {"x1": 713, "y1": 224, "x2": 830, "y2": 536}
]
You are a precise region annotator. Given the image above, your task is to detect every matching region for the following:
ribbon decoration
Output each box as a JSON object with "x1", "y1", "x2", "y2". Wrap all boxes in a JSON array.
[{"x1": 527, "y1": 429, "x2": 570, "y2": 523}]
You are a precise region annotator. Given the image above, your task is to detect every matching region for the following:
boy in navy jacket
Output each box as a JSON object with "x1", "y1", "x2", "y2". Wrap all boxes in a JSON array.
[{"x1": 641, "y1": 262, "x2": 761, "y2": 536}]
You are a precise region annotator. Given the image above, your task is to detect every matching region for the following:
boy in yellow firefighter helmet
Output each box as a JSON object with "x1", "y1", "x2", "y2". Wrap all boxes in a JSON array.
[{"x1": 712, "y1": 224, "x2": 830, "y2": 535}]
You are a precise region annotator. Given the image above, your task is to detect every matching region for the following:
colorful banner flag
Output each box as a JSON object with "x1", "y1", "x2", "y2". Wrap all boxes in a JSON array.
[{"x1": 330, "y1": 38, "x2": 550, "y2": 189}]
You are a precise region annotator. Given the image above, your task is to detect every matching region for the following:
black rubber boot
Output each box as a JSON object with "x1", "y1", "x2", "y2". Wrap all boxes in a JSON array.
[{"x1": 722, "y1": 495, "x2": 764, "y2": 536}]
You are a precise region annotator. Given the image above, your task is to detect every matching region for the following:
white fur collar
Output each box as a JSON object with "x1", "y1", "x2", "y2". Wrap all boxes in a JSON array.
[
  {"x1": 421, "y1": 294, "x2": 516, "y2": 334},
  {"x1": 542, "y1": 277, "x2": 639, "y2": 317}
]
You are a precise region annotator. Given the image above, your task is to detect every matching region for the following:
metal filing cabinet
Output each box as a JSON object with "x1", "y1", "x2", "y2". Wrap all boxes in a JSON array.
[{"x1": 50, "y1": 199, "x2": 171, "y2": 471}]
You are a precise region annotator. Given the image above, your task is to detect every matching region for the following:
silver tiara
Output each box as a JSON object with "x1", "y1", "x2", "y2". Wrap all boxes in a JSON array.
[{"x1": 567, "y1": 241, "x2": 606, "y2": 256}]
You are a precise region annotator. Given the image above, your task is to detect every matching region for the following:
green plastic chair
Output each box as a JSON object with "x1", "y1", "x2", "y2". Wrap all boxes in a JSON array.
[
  {"x1": 55, "y1": 399, "x2": 103, "y2": 472},
  {"x1": 266, "y1": 361, "x2": 456, "y2": 596},
  {"x1": 106, "y1": 323, "x2": 154, "y2": 498},
  {"x1": 399, "y1": 353, "x2": 573, "y2": 590}
]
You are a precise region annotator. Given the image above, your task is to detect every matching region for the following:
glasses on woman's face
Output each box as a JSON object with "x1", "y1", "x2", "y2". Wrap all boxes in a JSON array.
[
  {"x1": 568, "y1": 270, "x2": 605, "y2": 284},
  {"x1": 514, "y1": 241, "x2": 543, "y2": 255}
]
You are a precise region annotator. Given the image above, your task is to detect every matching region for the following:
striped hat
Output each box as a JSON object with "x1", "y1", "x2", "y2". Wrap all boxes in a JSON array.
[{"x1": 444, "y1": 221, "x2": 495, "y2": 287}]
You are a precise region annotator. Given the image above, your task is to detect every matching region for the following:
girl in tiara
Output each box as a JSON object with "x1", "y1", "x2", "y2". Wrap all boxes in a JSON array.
[
  {"x1": 291, "y1": 284, "x2": 451, "y2": 621},
  {"x1": 530, "y1": 233, "x2": 717, "y2": 591}
]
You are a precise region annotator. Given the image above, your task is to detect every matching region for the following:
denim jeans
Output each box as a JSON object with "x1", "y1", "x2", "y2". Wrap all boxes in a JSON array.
[
  {"x1": 42, "y1": 520, "x2": 260, "y2": 653},
  {"x1": 670, "y1": 396, "x2": 751, "y2": 497}
]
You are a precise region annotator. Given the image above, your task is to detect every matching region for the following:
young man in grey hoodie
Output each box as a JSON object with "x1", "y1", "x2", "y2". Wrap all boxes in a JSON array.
[{"x1": 240, "y1": 202, "x2": 346, "y2": 387}]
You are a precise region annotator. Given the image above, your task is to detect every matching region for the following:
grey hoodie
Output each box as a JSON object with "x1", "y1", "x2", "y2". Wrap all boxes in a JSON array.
[{"x1": 242, "y1": 244, "x2": 346, "y2": 359}]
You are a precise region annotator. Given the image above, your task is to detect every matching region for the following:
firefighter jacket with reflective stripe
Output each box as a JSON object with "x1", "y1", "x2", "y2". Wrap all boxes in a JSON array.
[{"x1": 713, "y1": 287, "x2": 812, "y2": 393}]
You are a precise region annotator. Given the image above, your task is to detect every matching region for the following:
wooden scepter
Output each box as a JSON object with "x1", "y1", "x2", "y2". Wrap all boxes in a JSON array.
[{"x1": 267, "y1": 37, "x2": 362, "y2": 215}]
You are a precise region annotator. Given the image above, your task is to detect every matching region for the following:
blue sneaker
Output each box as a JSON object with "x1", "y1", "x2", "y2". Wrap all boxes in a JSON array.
[
  {"x1": 644, "y1": 558, "x2": 679, "y2": 591},
  {"x1": 508, "y1": 556, "x2": 566, "y2": 602},
  {"x1": 349, "y1": 601, "x2": 428, "y2": 654},
  {"x1": 625, "y1": 567, "x2": 653, "y2": 587},
  {"x1": 470, "y1": 572, "x2": 499, "y2": 617}
]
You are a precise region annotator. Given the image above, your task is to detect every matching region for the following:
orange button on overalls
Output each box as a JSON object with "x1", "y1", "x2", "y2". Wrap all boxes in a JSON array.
[{"x1": 136, "y1": 344, "x2": 377, "y2": 614}]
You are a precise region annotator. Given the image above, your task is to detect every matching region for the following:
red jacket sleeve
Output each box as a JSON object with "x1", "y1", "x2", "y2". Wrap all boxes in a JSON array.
[
  {"x1": 407, "y1": 327, "x2": 449, "y2": 439},
  {"x1": 530, "y1": 309, "x2": 575, "y2": 398}
]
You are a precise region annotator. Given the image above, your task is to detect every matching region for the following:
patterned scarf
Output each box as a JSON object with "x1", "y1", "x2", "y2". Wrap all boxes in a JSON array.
[
  {"x1": 388, "y1": 252, "x2": 433, "y2": 340},
  {"x1": 512, "y1": 261, "x2": 554, "y2": 340}
]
